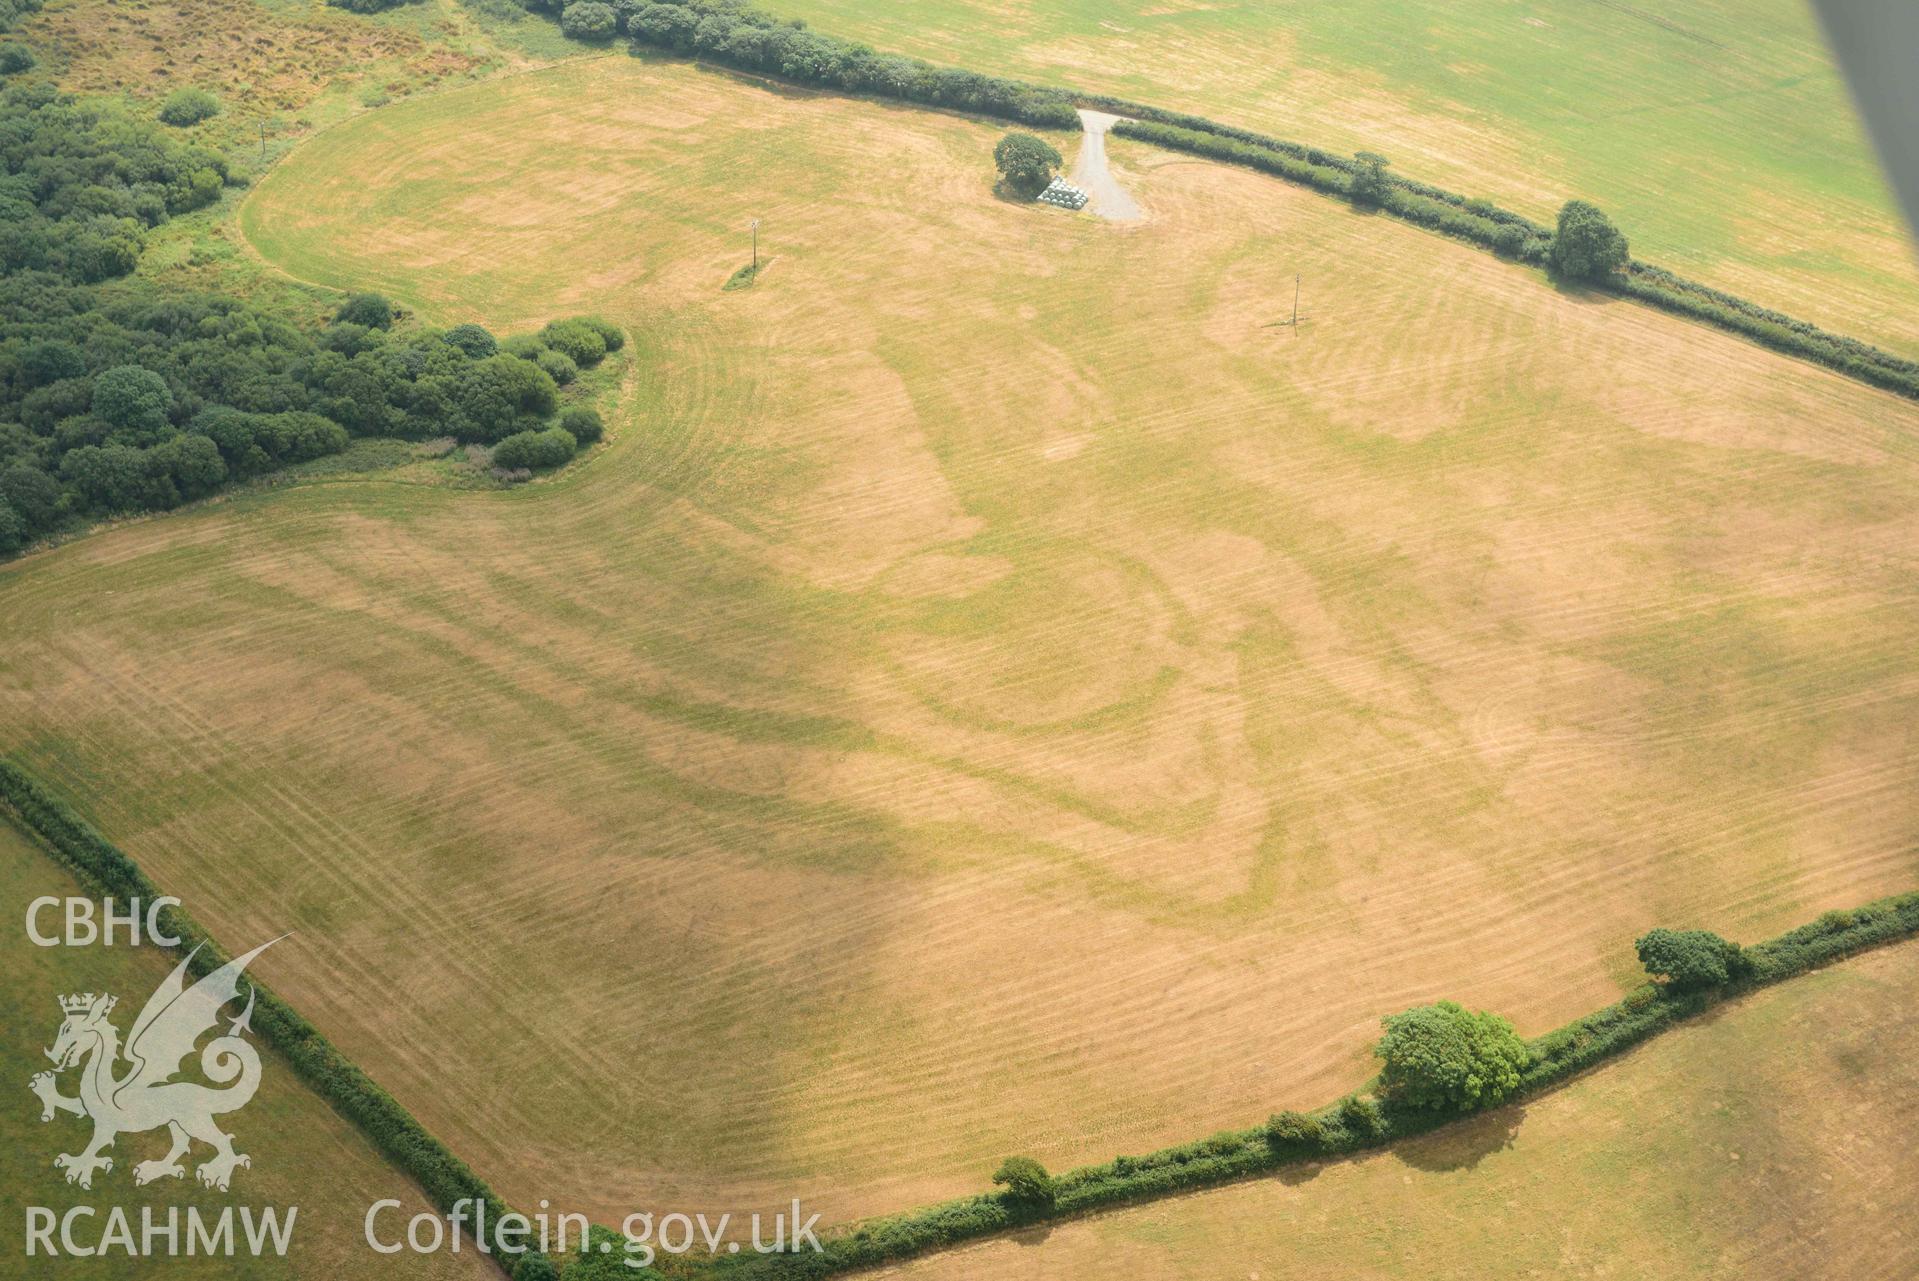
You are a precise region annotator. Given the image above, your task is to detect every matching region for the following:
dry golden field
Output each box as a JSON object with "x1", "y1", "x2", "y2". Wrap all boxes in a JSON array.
[
  {"x1": 3, "y1": 53, "x2": 1916, "y2": 1231},
  {"x1": 773, "y1": 0, "x2": 1919, "y2": 356},
  {"x1": 0, "y1": 822, "x2": 492, "y2": 1281},
  {"x1": 884, "y1": 939, "x2": 1919, "y2": 1280}
]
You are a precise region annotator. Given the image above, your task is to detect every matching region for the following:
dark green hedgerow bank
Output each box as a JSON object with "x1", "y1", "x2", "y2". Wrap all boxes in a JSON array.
[
  {"x1": 0, "y1": 761, "x2": 522, "y2": 1262},
  {"x1": 1101, "y1": 114, "x2": 1919, "y2": 400},
  {"x1": 499, "y1": 0, "x2": 1919, "y2": 402},
  {"x1": 706, "y1": 888, "x2": 1919, "y2": 1279},
  {"x1": 6, "y1": 753, "x2": 1916, "y2": 1281},
  {"x1": 520, "y1": 0, "x2": 1080, "y2": 128}
]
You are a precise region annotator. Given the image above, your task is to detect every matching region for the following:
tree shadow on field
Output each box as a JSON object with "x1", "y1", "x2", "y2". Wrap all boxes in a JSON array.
[
  {"x1": 1393, "y1": 1104, "x2": 1526, "y2": 1173},
  {"x1": 687, "y1": 56, "x2": 833, "y2": 103},
  {"x1": 1549, "y1": 277, "x2": 1620, "y2": 306},
  {"x1": 1276, "y1": 1159, "x2": 1324, "y2": 1187},
  {"x1": 1010, "y1": 1223, "x2": 1057, "y2": 1249}
]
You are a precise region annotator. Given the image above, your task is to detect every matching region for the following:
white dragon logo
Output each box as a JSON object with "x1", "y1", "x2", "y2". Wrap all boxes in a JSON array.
[{"x1": 29, "y1": 938, "x2": 281, "y2": 1192}]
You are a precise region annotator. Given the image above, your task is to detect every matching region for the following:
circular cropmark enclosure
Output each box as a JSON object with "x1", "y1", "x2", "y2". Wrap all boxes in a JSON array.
[{"x1": 7, "y1": 48, "x2": 1909, "y2": 1234}]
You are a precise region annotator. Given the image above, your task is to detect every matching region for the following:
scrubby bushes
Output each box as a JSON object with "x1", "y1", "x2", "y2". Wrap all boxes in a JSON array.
[
  {"x1": 191, "y1": 408, "x2": 349, "y2": 476},
  {"x1": 535, "y1": 348, "x2": 579, "y2": 385},
  {"x1": 559, "y1": 406, "x2": 604, "y2": 444},
  {"x1": 491, "y1": 425, "x2": 576, "y2": 470},
  {"x1": 0, "y1": 40, "x2": 614, "y2": 558},
  {"x1": 336, "y1": 291, "x2": 396, "y2": 330},
  {"x1": 512, "y1": 1252, "x2": 559, "y2": 1281},
  {"x1": 1263, "y1": 1109, "x2": 1323, "y2": 1151},
  {"x1": 2, "y1": 81, "x2": 236, "y2": 275},
  {"x1": 560, "y1": 0, "x2": 617, "y2": 39},
  {"x1": 157, "y1": 88, "x2": 220, "y2": 127},
  {"x1": 444, "y1": 323, "x2": 497, "y2": 358},
  {"x1": 540, "y1": 317, "x2": 609, "y2": 367},
  {"x1": 0, "y1": 41, "x2": 33, "y2": 74},
  {"x1": 0, "y1": 271, "x2": 614, "y2": 549},
  {"x1": 1336, "y1": 1093, "x2": 1387, "y2": 1140},
  {"x1": 580, "y1": 315, "x2": 624, "y2": 352}
]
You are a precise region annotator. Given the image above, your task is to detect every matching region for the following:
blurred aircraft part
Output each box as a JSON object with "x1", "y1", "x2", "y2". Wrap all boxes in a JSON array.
[{"x1": 1810, "y1": 0, "x2": 1919, "y2": 247}]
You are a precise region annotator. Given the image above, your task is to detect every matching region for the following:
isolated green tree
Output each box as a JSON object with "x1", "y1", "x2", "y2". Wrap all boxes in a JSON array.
[
  {"x1": 0, "y1": 42, "x2": 35, "y2": 75},
  {"x1": 1635, "y1": 928, "x2": 1746, "y2": 991},
  {"x1": 1549, "y1": 199, "x2": 1629, "y2": 281},
  {"x1": 991, "y1": 1156, "x2": 1055, "y2": 1206},
  {"x1": 535, "y1": 349, "x2": 579, "y2": 386},
  {"x1": 1376, "y1": 1001, "x2": 1530, "y2": 1113},
  {"x1": 1349, "y1": 151, "x2": 1392, "y2": 206},
  {"x1": 91, "y1": 366, "x2": 174, "y2": 441},
  {"x1": 994, "y1": 132, "x2": 1063, "y2": 199}
]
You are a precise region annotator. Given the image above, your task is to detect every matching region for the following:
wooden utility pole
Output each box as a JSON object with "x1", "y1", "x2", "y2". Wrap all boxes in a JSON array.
[
  {"x1": 259, "y1": 119, "x2": 267, "y2": 163},
  {"x1": 751, "y1": 218, "x2": 760, "y2": 275},
  {"x1": 1292, "y1": 275, "x2": 1300, "y2": 327}
]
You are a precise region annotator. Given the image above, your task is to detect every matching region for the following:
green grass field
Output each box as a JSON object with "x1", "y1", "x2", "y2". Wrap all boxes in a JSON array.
[
  {"x1": 5, "y1": 48, "x2": 1918, "y2": 1238},
  {"x1": 887, "y1": 938, "x2": 1919, "y2": 1280},
  {"x1": 0, "y1": 822, "x2": 490, "y2": 1280},
  {"x1": 766, "y1": 0, "x2": 1919, "y2": 356}
]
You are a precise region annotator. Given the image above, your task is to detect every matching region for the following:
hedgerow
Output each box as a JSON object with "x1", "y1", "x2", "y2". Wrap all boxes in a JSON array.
[
  {"x1": 1107, "y1": 115, "x2": 1918, "y2": 398},
  {"x1": 5, "y1": 752, "x2": 1914, "y2": 1281},
  {"x1": 0, "y1": 761, "x2": 521, "y2": 1269},
  {"x1": 510, "y1": 0, "x2": 1080, "y2": 129},
  {"x1": 714, "y1": 886, "x2": 1919, "y2": 1278},
  {"x1": 1611, "y1": 265, "x2": 1919, "y2": 397},
  {"x1": 507, "y1": 0, "x2": 1916, "y2": 400}
]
